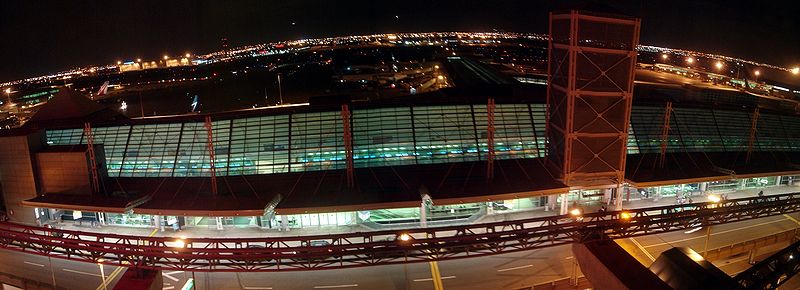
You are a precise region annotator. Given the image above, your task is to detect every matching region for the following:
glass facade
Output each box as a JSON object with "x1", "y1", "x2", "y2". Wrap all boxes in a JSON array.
[
  {"x1": 47, "y1": 103, "x2": 800, "y2": 178},
  {"x1": 46, "y1": 103, "x2": 554, "y2": 177}
]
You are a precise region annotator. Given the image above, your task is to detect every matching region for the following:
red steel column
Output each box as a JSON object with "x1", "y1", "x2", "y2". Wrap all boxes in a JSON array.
[{"x1": 204, "y1": 115, "x2": 218, "y2": 195}]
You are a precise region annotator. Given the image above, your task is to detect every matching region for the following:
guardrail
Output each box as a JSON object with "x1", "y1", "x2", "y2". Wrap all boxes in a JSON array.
[{"x1": 1, "y1": 192, "x2": 799, "y2": 272}]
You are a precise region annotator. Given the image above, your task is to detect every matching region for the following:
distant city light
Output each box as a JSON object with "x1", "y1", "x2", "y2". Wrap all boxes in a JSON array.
[
  {"x1": 120, "y1": 101, "x2": 128, "y2": 111},
  {"x1": 661, "y1": 53, "x2": 668, "y2": 60},
  {"x1": 185, "y1": 53, "x2": 191, "y2": 58},
  {"x1": 715, "y1": 61, "x2": 723, "y2": 70},
  {"x1": 3, "y1": 88, "x2": 10, "y2": 94},
  {"x1": 116, "y1": 61, "x2": 122, "y2": 65},
  {"x1": 792, "y1": 67, "x2": 800, "y2": 75},
  {"x1": 686, "y1": 57, "x2": 694, "y2": 64},
  {"x1": 754, "y1": 70, "x2": 761, "y2": 76},
  {"x1": 164, "y1": 55, "x2": 169, "y2": 60},
  {"x1": 136, "y1": 58, "x2": 142, "y2": 62}
]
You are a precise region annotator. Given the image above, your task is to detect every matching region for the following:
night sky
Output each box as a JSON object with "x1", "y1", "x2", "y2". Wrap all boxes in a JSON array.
[{"x1": 1, "y1": 0, "x2": 798, "y2": 82}]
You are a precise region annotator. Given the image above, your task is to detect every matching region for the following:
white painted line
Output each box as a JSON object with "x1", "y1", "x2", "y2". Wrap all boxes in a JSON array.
[
  {"x1": 313, "y1": 284, "x2": 359, "y2": 289},
  {"x1": 629, "y1": 237, "x2": 656, "y2": 262},
  {"x1": 63, "y1": 268, "x2": 101, "y2": 277},
  {"x1": 243, "y1": 287, "x2": 274, "y2": 290},
  {"x1": 23, "y1": 261, "x2": 45, "y2": 267},
  {"x1": 497, "y1": 264, "x2": 533, "y2": 272},
  {"x1": 165, "y1": 271, "x2": 184, "y2": 275},
  {"x1": 413, "y1": 276, "x2": 456, "y2": 282},
  {"x1": 162, "y1": 273, "x2": 180, "y2": 282},
  {"x1": 645, "y1": 219, "x2": 788, "y2": 248},
  {"x1": 565, "y1": 256, "x2": 574, "y2": 260},
  {"x1": 163, "y1": 286, "x2": 175, "y2": 290}
]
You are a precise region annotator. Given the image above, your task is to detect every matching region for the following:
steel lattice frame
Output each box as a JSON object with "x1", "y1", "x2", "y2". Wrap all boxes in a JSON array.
[
  {"x1": 0, "y1": 193, "x2": 799, "y2": 272},
  {"x1": 735, "y1": 236, "x2": 800, "y2": 289},
  {"x1": 546, "y1": 11, "x2": 641, "y2": 187}
]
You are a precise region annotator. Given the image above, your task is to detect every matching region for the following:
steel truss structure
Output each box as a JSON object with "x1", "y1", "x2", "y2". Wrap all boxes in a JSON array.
[
  {"x1": 735, "y1": 236, "x2": 800, "y2": 289},
  {"x1": 546, "y1": 10, "x2": 640, "y2": 187},
  {"x1": 1, "y1": 193, "x2": 800, "y2": 272}
]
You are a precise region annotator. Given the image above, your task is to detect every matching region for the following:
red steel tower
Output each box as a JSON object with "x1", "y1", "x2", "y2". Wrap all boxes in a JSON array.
[{"x1": 546, "y1": 11, "x2": 641, "y2": 189}]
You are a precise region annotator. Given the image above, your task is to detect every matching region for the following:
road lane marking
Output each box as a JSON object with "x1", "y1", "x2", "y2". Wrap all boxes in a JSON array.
[
  {"x1": 313, "y1": 284, "x2": 359, "y2": 289},
  {"x1": 23, "y1": 261, "x2": 45, "y2": 267},
  {"x1": 63, "y1": 268, "x2": 101, "y2": 277},
  {"x1": 162, "y1": 272, "x2": 180, "y2": 282},
  {"x1": 165, "y1": 271, "x2": 184, "y2": 275},
  {"x1": 629, "y1": 237, "x2": 655, "y2": 262},
  {"x1": 97, "y1": 265, "x2": 126, "y2": 290},
  {"x1": 163, "y1": 286, "x2": 175, "y2": 290},
  {"x1": 428, "y1": 260, "x2": 444, "y2": 290},
  {"x1": 497, "y1": 264, "x2": 533, "y2": 272},
  {"x1": 565, "y1": 256, "x2": 574, "y2": 260},
  {"x1": 413, "y1": 276, "x2": 456, "y2": 282},
  {"x1": 784, "y1": 214, "x2": 800, "y2": 225},
  {"x1": 243, "y1": 287, "x2": 274, "y2": 290},
  {"x1": 644, "y1": 219, "x2": 788, "y2": 248}
]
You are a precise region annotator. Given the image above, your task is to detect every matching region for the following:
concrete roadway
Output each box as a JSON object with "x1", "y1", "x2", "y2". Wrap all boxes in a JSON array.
[{"x1": 2, "y1": 213, "x2": 800, "y2": 290}]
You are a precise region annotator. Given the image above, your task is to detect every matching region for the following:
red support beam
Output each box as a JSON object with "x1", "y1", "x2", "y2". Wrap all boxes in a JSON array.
[
  {"x1": 0, "y1": 192, "x2": 798, "y2": 272},
  {"x1": 658, "y1": 102, "x2": 673, "y2": 168},
  {"x1": 204, "y1": 115, "x2": 218, "y2": 195},
  {"x1": 746, "y1": 107, "x2": 760, "y2": 164},
  {"x1": 83, "y1": 122, "x2": 101, "y2": 193},
  {"x1": 341, "y1": 104, "x2": 354, "y2": 188},
  {"x1": 486, "y1": 98, "x2": 496, "y2": 181}
]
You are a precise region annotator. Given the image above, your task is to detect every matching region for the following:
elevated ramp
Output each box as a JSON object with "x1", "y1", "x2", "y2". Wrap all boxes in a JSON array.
[{"x1": 572, "y1": 239, "x2": 671, "y2": 290}]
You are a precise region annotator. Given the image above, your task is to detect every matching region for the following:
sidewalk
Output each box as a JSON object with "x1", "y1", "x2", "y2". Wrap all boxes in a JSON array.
[{"x1": 53, "y1": 184, "x2": 800, "y2": 239}]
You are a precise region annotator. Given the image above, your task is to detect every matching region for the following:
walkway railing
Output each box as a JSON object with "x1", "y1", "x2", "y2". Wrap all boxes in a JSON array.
[{"x1": 1, "y1": 192, "x2": 799, "y2": 272}]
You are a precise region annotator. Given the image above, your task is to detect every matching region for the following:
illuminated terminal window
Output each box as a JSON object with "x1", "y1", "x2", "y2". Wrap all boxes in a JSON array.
[{"x1": 43, "y1": 102, "x2": 800, "y2": 178}]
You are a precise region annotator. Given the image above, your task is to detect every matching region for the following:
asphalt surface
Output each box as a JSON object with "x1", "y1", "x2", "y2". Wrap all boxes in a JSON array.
[{"x1": 2, "y1": 213, "x2": 800, "y2": 290}]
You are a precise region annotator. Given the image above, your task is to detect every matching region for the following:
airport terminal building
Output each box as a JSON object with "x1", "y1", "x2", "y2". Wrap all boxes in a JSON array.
[{"x1": 2, "y1": 76, "x2": 800, "y2": 232}]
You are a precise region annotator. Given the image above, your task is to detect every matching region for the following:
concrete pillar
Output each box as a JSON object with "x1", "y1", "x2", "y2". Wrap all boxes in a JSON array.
[
  {"x1": 699, "y1": 182, "x2": 708, "y2": 193},
  {"x1": 739, "y1": 179, "x2": 747, "y2": 190},
  {"x1": 215, "y1": 217, "x2": 224, "y2": 230},
  {"x1": 776, "y1": 176, "x2": 782, "y2": 186},
  {"x1": 420, "y1": 202, "x2": 428, "y2": 228},
  {"x1": 546, "y1": 195, "x2": 557, "y2": 212},
  {"x1": 486, "y1": 202, "x2": 495, "y2": 215},
  {"x1": 281, "y1": 215, "x2": 289, "y2": 231},
  {"x1": 604, "y1": 189, "x2": 613, "y2": 205},
  {"x1": 560, "y1": 193, "x2": 569, "y2": 215},
  {"x1": 154, "y1": 216, "x2": 164, "y2": 232},
  {"x1": 614, "y1": 186, "x2": 623, "y2": 208}
]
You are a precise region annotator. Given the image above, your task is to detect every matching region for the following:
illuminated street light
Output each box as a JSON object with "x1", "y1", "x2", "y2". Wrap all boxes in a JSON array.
[
  {"x1": 569, "y1": 208, "x2": 582, "y2": 217},
  {"x1": 136, "y1": 58, "x2": 142, "y2": 62},
  {"x1": 792, "y1": 67, "x2": 799, "y2": 75},
  {"x1": 3, "y1": 88, "x2": 10, "y2": 94},
  {"x1": 754, "y1": 70, "x2": 761, "y2": 76},
  {"x1": 715, "y1": 61, "x2": 723, "y2": 70},
  {"x1": 686, "y1": 57, "x2": 695, "y2": 64},
  {"x1": 185, "y1": 53, "x2": 191, "y2": 58},
  {"x1": 620, "y1": 212, "x2": 632, "y2": 220},
  {"x1": 437, "y1": 75, "x2": 444, "y2": 80},
  {"x1": 661, "y1": 53, "x2": 668, "y2": 60},
  {"x1": 174, "y1": 238, "x2": 186, "y2": 248},
  {"x1": 708, "y1": 194, "x2": 721, "y2": 203},
  {"x1": 164, "y1": 55, "x2": 170, "y2": 60},
  {"x1": 116, "y1": 61, "x2": 122, "y2": 65},
  {"x1": 398, "y1": 233, "x2": 412, "y2": 242}
]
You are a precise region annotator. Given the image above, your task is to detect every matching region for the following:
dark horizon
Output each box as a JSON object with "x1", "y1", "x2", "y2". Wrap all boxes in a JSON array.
[{"x1": 1, "y1": 0, "x2": 798, "y2": 82}]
